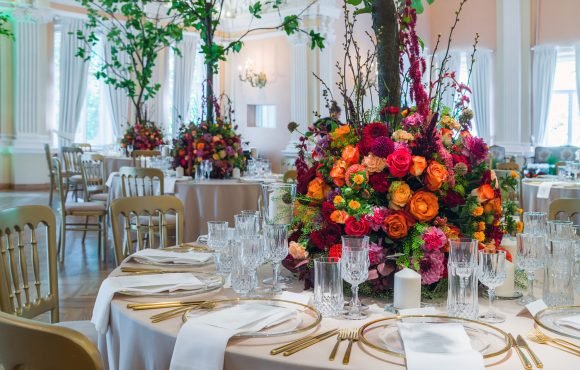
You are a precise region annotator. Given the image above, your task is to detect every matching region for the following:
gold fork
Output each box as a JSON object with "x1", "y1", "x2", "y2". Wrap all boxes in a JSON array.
[
  {"x1": 342, "y1": 328, "x2": 359, "y2": 365},
  {"x1": 329, "y1": 329, "x2": 349, "y2": 361},
  {"x1": 527, "y1": 330, "x2": 580, "y2": 356},
  {"x1": 150, "y1": 302, "x2": 215, "y2": 323}
]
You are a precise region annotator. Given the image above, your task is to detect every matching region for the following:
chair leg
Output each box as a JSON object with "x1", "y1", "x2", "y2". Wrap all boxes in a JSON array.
[
  {"x1": 48, "y1": 175, "x2": 54, "y2": 207},
  {"x1": 82, "y1": 216, "x2": 89, "y2": 244},
  {"x1": 97, "y1": 215, "x2": 103, "y2": 260},
  {"x1": 60, "y1": 221, "x2": 66, "y2": 263},
  {"x1": 101, "y1": 215, "x2": 107, "y2": 263}
]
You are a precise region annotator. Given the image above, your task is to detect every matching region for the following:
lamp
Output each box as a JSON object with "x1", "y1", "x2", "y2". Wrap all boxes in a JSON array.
[{"x1": 238, "y1": 60, "x2": 267, "y2": 88}]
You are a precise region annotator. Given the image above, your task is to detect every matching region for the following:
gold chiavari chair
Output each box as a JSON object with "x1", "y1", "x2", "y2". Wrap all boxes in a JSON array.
[
  {"x1": 496, "y1": 162, "x2": 520, "y2": 171},
  {"x1": 73, "y1": 142, "x2": 93, "y2": 152},
  {"x1": 0, "y1": 205, "x2": 98, "y2": 345},
  {"x1": 549, "y1": 198, "x2": 580, "y2": 221},
  {"x1": 131, "y1": 149, "x2": 161, "y2": 167},
  {"x1": 110, "y1": 195, "x2": 184, "y2": 266},
  {"x1": 53, "y1": 158, "x2": 107, "y2": 263},
  {"x1": 61, "y1": 146, "x2": 84, "y2": 201},
  {"x1": 80, "y1": 153, "x2": 108, "y2": 203},
  {"x1": 119, "y1": 166, "x2": 165, "y2": 197},
  {"x1": 44, "y1": 144, "x2": 57, "y2": 207},
  {"x1": 0, "y1": 312, "x2": 103, "y2": 370}
]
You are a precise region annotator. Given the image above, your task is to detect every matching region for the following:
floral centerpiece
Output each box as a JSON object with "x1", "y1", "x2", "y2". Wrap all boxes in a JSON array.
[
  {"x1": 121, "y1": 121, "x2": 165, "y2": 151},
  {"x1": 171, "y1": 119, "x2": 246, "y2": 178},
  {"x1": 285, "y1": 2, "x2": 511, "y2": 297}
]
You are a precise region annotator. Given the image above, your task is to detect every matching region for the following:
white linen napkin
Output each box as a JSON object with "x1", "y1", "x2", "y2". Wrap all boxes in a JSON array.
[
  {"x1": 398, "y1": 322, "x2": 484, "y2": 370},
  {"x1": 105, "y1": 172, "x2": 118, "y2": 188},
  {"x1": 164, "y1": 177, "x2": 178, "y2": 194},
  {"x1": 170, "y1": 303, "x2": 296, "y2": 370},
  {"x1": 130, "y1": 248, "x2": 212, "y2": 265},
  {"x1": 91, "y1": 273, "x2": 203, "y2": 334},
  {"x1": 536, "y1": 182, "x2": 553, "y2": 198},
  {"x1": 556, "y1": 315, "x2": 580, "y2": 331}
]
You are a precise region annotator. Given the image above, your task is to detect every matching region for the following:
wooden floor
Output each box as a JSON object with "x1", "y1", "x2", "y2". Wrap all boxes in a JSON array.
[{"x1": 0, "y1": 190, "x2": 116, "y2": 322}]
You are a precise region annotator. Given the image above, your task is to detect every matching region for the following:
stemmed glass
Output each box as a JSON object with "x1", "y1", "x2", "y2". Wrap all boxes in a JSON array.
[
  {"x1": 239, "y1": 235, "x2": 263, "y2": 297},
  {"x1": 127, "y1": 144, "x2": 133, "y2": 158},
  {"x1": 523, "y1": 212, "x2": 547, "y2": 235},
  {"x1": 341, "y1": 236, "x2": 369, "y2": 320},
  {"x1": 235, "y1": 213, "x2": 259, "y2": 238},
  {"x1": 478, "y1": 250, "x2": 507, "y2": 323},
  {"x1": 264, "y1": 224, "x2": 288, "y2": 293},
  {"x1": 261, "y1": 183, "x2": 297, "y2": 226},
  {"x1": 547, "y1": 220, "x2": 574, "y2": 240},
  {"x1": 207, "y1": 221, "x2": 229, "y2": 275},
  {"x1": 448, "y1": 238, "x2": 478, "y2": 309},
  {"x1": 517, "y1": 233, "x2": 546, "y2": 304}
]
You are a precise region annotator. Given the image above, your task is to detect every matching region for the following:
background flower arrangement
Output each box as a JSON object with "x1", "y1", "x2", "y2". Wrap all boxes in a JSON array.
[
  {"x1": 285, "y1": 1, "x2": 511, "y2": 298},
  {"x1": 121, "y1": 121, "x2": 165, "y2": 151},
  {"x1": 171, "y1": 118, "x2": 246, "y2": 179}
]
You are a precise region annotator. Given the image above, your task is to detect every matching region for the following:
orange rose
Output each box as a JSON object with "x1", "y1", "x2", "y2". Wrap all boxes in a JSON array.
[
  {"x1": 408, "y1": 191, "x2": 439, "y2": 222},
  {"x1": 383, "y1": 212, "x2": 409, "y2": 239},
  {"x1": 289, "y1": 241, "x2": 309, "y2": 260},
  {"x1": 306, "y1": 178, "x2": 330, "y2": 200},
  {"x1": 330, "y1": 125, "x2": 350, "y2": 140},
  {"x1": 471, "y1": 184, "x2": 495, "y2": 203},
  {"x1": 342, "y1": 145, "x2": 360, "y2": 165},
  {"x1": 488, "y1": 198, "x2": 502, "y2": 215},
  {"x1": 409, "y1": 156, "x2": 427, "y2": 176},
  {"x1": 330, "y1": 160, "x2": 348, "y2": 187},
  {"x1": 424, "y1": 161, "x2": 449, "y2": 191},
  {"x1": 471, "y1": 206, "x2": 484, "y2": 216},
  {"x1": 330, "y1": 210, "x2": 348, "y2": 224},
  {"x1": 388, "y1": 182, "x2": 412, "y2": 210},
  {"x1": 362, "y1": 154, "x2": 387, "y2": 173},
  {"x1": 345, "y1": 164, "x2": 367, "y2": 187}
]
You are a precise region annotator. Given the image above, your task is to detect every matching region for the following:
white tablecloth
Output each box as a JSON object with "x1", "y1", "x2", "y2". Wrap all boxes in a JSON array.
[
  {"x1": 103, "y1": 155, "x2": 133, "y2": 178},
  {"x1": 98, "y1": 261, "x2": 580, "y2": 370},
  {"x1": 522, "y1": 178, "x2": 580, "y2": 221}
]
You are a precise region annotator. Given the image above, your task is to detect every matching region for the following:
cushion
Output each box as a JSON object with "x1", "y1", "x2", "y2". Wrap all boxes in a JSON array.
[
  {"x1": 90, "y1": 193, "x2": 109, "y2": 202},
  {"x1": 66, "y1": 202, "x2": 106, "y2": 214},
  {"x1": 68, "y1": 174, "x2": 83, "y2": 183},
  {"x1": 55, "y1": 320, "x2": 98, "y2": 344},
  {"x1": 131, "y1": 214, "x2": 177, "y2": 226}
]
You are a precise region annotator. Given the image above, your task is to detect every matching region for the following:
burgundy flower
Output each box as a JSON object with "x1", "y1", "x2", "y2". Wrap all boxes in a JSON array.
[
  {"x1": 321, "y1": 201, "x2": 335, "y2": 221},
  {"x1": 380, "y1": 106, "x2": 400, "y2": 116},
  {"x1": 371, "y1": 137, "x2": 395, "y2": 158},
  {"x1": 442, "y1": 190, "x2": 466, "y2": 208},
  {"x1": 357, "y1": 136, "x2": 375, "y2": 156},
  {"x1": 363, "y1": 122, "x2": 389, "y2": 140},
  {"x1": 369, "y1": 172, "x2": 390, "y2": 193},
  {"x1": 297, "y1": 166, "x2": 317, "y2": 195},
  {"x1": 419, "y1": 252, "x2": 445, "y2": 285},
  {"x1": 462, "y1": 135, "x2": 489, "y2": 165}
]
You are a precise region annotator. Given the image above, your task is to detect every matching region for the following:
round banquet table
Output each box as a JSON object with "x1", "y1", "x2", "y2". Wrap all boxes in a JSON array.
[
  {"x1": 106, "y1": 175, "x2": 261, "y2": 242},
  {"x1": 102, "y1": 155, "x2": 133, "y2": 178},
  {"x1": 98, "y1": 260, "x2": 580, "y2": 370},
  {"x1": 522, "y1": 178, "x2": 580, "y2": 218}
]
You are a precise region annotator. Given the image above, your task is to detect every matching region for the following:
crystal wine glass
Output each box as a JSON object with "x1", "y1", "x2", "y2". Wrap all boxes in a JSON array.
[
  {"x1": 207, "y1": 221, "x2": 229, "y2": 274},
  {"x1": 127, "y1": 144, "x2": 133, "y2": 158},
  {"x1": 478, "y1": 250, "x2": 507, "y2": 323},
  {"x1": 448, "y1": 238, "x2": 478, "y2": 309},
  {"x1": 341, "y1": 236, "x2": 369, "y2": 320},
  {"x1": 239, "y1": 235, "x2": 263, "y2": 297},
  {"x1": 523, "y1": 212, "x2": 547, "y2": 235},
  {"x1": 264, "y1": 224, "x2": 288, "y2": 293},
  {"x1": 516, "y1": 233, "x2": 546, "y2": 304}
]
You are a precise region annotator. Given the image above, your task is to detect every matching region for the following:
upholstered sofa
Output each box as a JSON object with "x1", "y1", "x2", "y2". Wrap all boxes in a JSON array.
[{"x1": 533, "y1": 145, "x2": 579, "y2": 163}]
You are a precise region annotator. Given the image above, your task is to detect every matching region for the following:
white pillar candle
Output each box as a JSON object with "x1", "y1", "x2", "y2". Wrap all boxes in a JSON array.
[
  {"x1": 500, "y1": 236, "x2": 518, "y2": 266},
  {"x1": 176, "y1": 166, "x2": 184, "y2": 178},
  {"x1": 232, "y1": 168, "x2": 241, "y2": 179},
  {"x1": 394, "y1": 268, "x2": 421, "y2": 309},
  {"x1": 496, "y1": 260, "x2": 515, "y2": 297}
]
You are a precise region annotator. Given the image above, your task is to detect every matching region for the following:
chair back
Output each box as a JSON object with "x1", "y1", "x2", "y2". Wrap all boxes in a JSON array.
[
  {"x1": 60, "y1": 146, "x2": 83, "y2": 176},
  {"x1": 0, "y1": 206, "x2": 59, "y2": 323},
  {"x1": 44, "y1": 144, "x2": 54, "y2": 177},
  {"x1": 0, "y1": 311, "x2": 103, "y2": 370},
  {"x1": 52, "y1": 158, "x2": 68, "y2": 215},
  {"x1": 73, "y1": 143, "x2": 92, "y2": 152},
  {"x1": 549, "y1": 198, "x2": 580, "y2": 222},
  {"x1": 496, "y1": 162, "x2": 520, "y2": 171},
  {"x1": 489, "y1": 145, "x2": 506, "y2": 163},
  {"x1": 131, "y1": 150, "x2": 161, "y2": 167},
  {"x1": 80, "y1": 154, "x2": 106, "y2": 201},
  {"x1": 554, "y1": 161, "x2": 567, "y2": 173},
  {"x1": 283, "y1": 170, "x2": 297, "y2": 183},
  {"x1": 119, "y1": 166, "x2": 164, "y2": 197},
  {"x1": 110, "y1": 195, "x2": 184, "y2": 265}
]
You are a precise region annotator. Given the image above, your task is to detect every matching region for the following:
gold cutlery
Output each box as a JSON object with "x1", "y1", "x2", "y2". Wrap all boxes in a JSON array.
[
  {"x1": 342, "y1": 328, "x2": 359, "y2": 365},
  {"x1": 329, "y1": 329, "x2": 349, "y2": 361},
  {"x1": 269, "y1": 331, "x2": 327, "y2": 355},
  {"x1": 121, "y1": 267, "x2": 190, "y2": 274},
  {"x1": 150, "y1": 302, "x2": 215, "y2": 323},
  {"x1": 517, "y1": 335, "x2": 543, "y2": 368},
  {"x1": 527, "y1": 329, "x2": 580, "y2": 356},
  {"x1": 282, "y1": 329, "x2": 338, "y2": 356},
  {"x1": 509, "y1": 333, "x2": 532, "y2": 369},
  {"x1": 127, "y1": 300, "x2": 206, "y2": 311}
]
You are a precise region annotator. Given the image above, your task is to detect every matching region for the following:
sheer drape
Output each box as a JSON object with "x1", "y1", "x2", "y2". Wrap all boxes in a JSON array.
[
  {"x1": 142, "y1": 49, "x2": 168, "y2": 126},
  {"x1": 58, "y1": 18, "x2": 91, "y2": 146},
  {"x1": 575, "y1": 43, "x2": 580, "y2": 111},
  {"x1": 531, "y1": 45, "x2": 557, "y2": 146},
  {"x1": 470, "y1": 49, "x2": 492, "y2": 141},
  {"x1": 172, "y1": 34, "x2": 198, "y2": 134},
  {"x1": 103, "y1": 39, "x2": 130, "y2": 138},
  {"x1": 434, "y1": 51, "x2": 461, "y2": 109}
]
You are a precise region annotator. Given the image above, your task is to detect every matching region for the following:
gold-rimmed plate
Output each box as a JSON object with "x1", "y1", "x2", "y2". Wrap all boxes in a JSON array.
[
  {"x1": 118, "y1": 272, "x2": 223, "y2": 298},
  {"x1": 534, "y1": 306, "x2": 580, "y2": 340},
  {"x1": 359, "y1": 315, "x2": 511, "y2": 362},
  {"x1": 181, "y1": 298, "x2": 321, "y2": 338}
]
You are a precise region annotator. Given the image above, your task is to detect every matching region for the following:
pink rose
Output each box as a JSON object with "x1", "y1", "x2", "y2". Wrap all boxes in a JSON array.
[{"x1": 386, "y1": 148, "x2": 412, "y2": 178}]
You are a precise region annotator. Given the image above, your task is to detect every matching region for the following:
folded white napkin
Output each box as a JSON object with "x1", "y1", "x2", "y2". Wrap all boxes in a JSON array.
[
  {"x1": 536, "y1": 182, "x2": 553, "y2": 198},
  {"x1": 170, "y1": 304, "x2": 296, "y2": 370},
  {"x1": 557, "y1": 315, "x2": 580, "y2": 331},
  {"x1": 131, "y1": 248, "x2": 212, "y2": 265},
  {"x1": 398, "y1": 322, "x2": 484, "y2": 370},
  {"x1": 91, "y1": 273, "x2": 203, "y2": 334},
  {"x1": 105, "y1": 172, "x2": 118, "y2": 188}
]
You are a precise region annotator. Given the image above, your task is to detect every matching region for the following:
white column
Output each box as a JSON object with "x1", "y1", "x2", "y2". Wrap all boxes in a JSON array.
[
  {"x1": 289, "y1": 33, "x2": 309, "y2": 132},
  {"x1": 317, "y1": 19, "x2": 336, "y2": 118}
]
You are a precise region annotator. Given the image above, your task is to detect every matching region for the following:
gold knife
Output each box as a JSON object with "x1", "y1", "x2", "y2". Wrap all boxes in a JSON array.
[
  {"x1": 270, "y1": 329, "x2": 337, "y2": 355},
  {"x1": 517, "y1": 335, "x2": 543, "y2": 368},
  {"x1": 283, "y1": 329, "x2": 338, "y2": 356},
  {"x1": 509, "y1": 333, "x2": 532, "y2": 370}
]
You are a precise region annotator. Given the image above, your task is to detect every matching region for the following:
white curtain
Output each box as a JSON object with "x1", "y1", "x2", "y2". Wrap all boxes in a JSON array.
[
  {"x1": 575, "y1": 43, "x2": 580, "y2": 111},
  {"x1": 531, "y1": 45, "x2": 557, "y2": 146},
  {"x1": 172, "y1": 34, "x2": 198, "y2": 133},
  {"x1": 470, "y1": 49, "x2": 492, "y2": 141},
  {"x1": 434, "y1": 51, "x2": 461, "y2": 109},
  {"x1": 58, "y1": 18, "x2": 91, "y2": 146},
  {"x1": 143, "y1": 48, "x2": 168, "y2": 126},
  {"x1": 102, "y1": 39, "x2": 130, "y2": 138}
]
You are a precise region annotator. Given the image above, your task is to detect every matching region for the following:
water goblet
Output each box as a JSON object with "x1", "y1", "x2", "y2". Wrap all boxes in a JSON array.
[
  {"x1": 341, "y1": 236, "x2": 369, "y2": 320},
  {"x1": 516, "y1": 233, "x2": 546, "y2": 304},
  {"x1": 263, "y1": 224, "x2": 288, "y2": 293},
  {"x1": 478, "y1": 250, "x2": 507, "y2": 323},
  {"x1": 523, "y1": 212, "x2": 547, "y2": 235},
  {"x1": 547, "y1": 220, "x2": 574, "y2": 240},
  {"x1": 207, "y1": 221, "x2": 229, "y2": 274},
  {"x1": 235, "y1": 213, "x2": 259, "y2": 238}
]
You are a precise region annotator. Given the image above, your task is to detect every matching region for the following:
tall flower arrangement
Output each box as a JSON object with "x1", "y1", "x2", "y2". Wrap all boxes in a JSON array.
[
  {"x1": 121, "y1": 121, "x2": 164, "y2": 150},
  {"x1": 287, "y1": 1, "x2": 509, "y2": 296}
]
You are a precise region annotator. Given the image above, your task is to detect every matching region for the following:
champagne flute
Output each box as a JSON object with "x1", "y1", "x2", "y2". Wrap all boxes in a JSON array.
[
  {"x1": 478, "y1": 250, "x2": 507, "y2": 323},
  {"x1": 516, "y1": 233, "x2": 546, "y2": 304},
  {"x1": 264, "y1": 224, "x2": 288, "y2": 293}
]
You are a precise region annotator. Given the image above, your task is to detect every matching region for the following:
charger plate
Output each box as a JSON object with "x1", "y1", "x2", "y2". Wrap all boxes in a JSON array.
[
  {"x1": 359, "y1": 315, "x2": 510, "y2": 360},
  {"x1": 118, "y1": 272, "x2": 223, "y2": 298},
  {"x1": 181, "y1": 298, "x2": 321, "y2": 338},
  {"x1": 534, "y1": 306, "x2": 580, "y2": 340}
]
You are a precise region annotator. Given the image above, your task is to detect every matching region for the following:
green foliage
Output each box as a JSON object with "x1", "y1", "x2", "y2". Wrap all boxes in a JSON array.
[
  {"x1": 346, "y1": 0, "x2": 436, "y2": 15},
  {"x1": 411, "y1": 0, "x2": 436, "y2": 14},
  {"x1": 75, "y1": 0, "x2": 184, "y2": 122},
  {"x1": 397, "y1": 223, "x2": 427, "y2": 270},
  {"x1": 0, "y1": 12, "x2": 14, "y2": 40}
]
